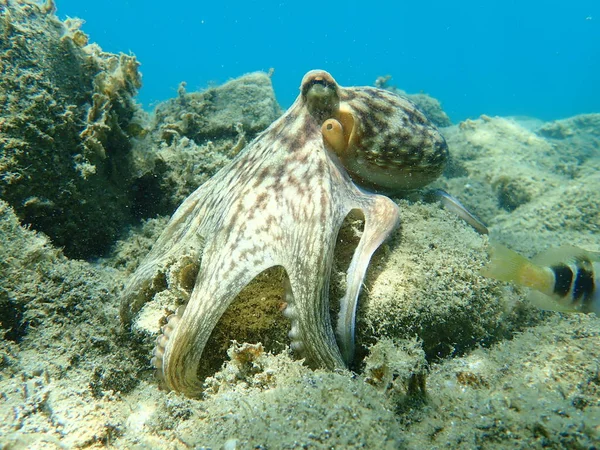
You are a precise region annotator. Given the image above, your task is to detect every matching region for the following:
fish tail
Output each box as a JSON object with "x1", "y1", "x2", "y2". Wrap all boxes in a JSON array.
[{"x1": 481, "y1": 244, "x2": 554, "y2": 295}]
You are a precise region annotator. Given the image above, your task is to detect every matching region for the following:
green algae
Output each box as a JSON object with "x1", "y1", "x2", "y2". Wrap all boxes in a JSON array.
[{"x1": 0, "y1": 0, "x2": 143, "y2": 258}]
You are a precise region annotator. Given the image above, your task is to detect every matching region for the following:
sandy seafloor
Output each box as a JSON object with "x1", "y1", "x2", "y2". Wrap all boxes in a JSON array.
[{"x1": 1, "y1": 2, "x2": 600, "y2": 449}]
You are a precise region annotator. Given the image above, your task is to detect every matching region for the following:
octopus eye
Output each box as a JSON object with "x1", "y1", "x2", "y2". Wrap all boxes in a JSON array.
[
  {"x1": 305, "y1": 76, "x2": 336, "y2": 91},
  {"x1": 301, "y1": 70, "x2": 341, "y2": 119},
  {"x1": 301, "y1": 70, "x2": 338, "y2": 98}
]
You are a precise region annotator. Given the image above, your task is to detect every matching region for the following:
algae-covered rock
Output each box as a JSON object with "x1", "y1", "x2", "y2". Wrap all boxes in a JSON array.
[
  {"x1": 160, "y1": 343, "x2": 405, "y2": 449},
  {"x1": 490, "y1": 163, "x2": 600, "y2": 255},
  {"x1": 0, "y1": 199, "x2": 144, "y2": 446},
  {"x1": 351, "y1": 201, "x2": 540, "y2": 362},
  {"x1": 441, "y1": 114, "x2": 600, "y2": 255},
  {"x1": 443, "y1": 116, "x2": 569, "y2": 212},
  {"x1": 0, "y1": 0, "x2": 143, "y2": 258},
  {"x1": 537, "y1": 113, "x2": 600, "y2": 144},
  {"x1": 404, "y1": 314, "x2": 600, "y2": 449},
  {"x1": 376, "y1": 74, "x2": 452, "y2": 127},
  {"x1": 0, "y1": 3, "x2": 280, "y2": 258},
  {"x1": 130, "y1": 72, "x2": 282, "y2": 216}
]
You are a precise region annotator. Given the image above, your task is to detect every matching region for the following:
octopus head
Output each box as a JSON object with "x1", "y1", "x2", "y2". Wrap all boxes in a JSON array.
[
  {"x1": 302, "y1": 71, "x2": 449, "y2": 193},
  {"x1": 301, "y1": 70, "x2": 341, "y2": 123}
]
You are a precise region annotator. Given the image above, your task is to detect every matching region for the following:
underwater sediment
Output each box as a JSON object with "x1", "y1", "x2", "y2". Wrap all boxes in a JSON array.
[{"x1": 1, "y1": 1, "x2": 599, "y2": 448}]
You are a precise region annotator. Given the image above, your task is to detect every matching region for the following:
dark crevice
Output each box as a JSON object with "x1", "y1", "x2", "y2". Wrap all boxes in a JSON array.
[
  {"x1": 0, "y1": 294, "x2": 28, "y2": 343},
  {"x1": 196, "y1": 266, "x2": 290, "y2": 381}
]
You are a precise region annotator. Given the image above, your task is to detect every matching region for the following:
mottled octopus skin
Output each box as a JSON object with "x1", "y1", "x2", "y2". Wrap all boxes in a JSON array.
[{"x1": 120, "y1": 70, "x2": 448, "y2": 397}]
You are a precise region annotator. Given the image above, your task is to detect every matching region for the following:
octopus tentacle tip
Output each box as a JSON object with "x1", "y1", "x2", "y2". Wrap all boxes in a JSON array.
[
  {"x1": 151, "y1": 356, "x2": 162, "y2": 369},
  {"x1": 290, "y1": 341, "x2": 305, "y2": 352},
  {"x1": 288, "y1": 324, "x2": 300, "y2": 340},
  {"x1": 282, "y1": 304, "x2": 296, "y2": 319},
  {"x1": 156, "y1": 334, "x2": 168, "y2": 349},
  {"x1": 120, "y1": 69, "x2": 448, "y2": 396}
]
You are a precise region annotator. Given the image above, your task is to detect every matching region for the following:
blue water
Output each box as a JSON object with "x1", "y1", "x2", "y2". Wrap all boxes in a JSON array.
[{"x1": 58, "y1": 0, "x2": 599, "y2": 123}]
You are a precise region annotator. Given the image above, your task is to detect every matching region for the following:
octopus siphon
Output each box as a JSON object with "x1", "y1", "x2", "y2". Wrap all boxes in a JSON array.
[{"x1": 120, "y1": 70, "x2": 448, "y2": 397}]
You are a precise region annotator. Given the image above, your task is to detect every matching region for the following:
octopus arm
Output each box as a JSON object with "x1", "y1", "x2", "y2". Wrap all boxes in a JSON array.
[
  {"x1": 336, "y1": 193, "x2": 400, "y2": 365},
  {"x1": 161, "y1": 247, "x2": 278, "y2": 396},
  {"x1": 282, "y1": 227, "x2": 348, "y2": 371},
  {"x1": 119, "y1": 185, "x2": 211, "y2": 324}
]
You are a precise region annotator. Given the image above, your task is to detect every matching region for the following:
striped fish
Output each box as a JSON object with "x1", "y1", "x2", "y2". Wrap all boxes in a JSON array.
[{"x1": 481, "y1": 243, "x2": 599, "y2": 314}]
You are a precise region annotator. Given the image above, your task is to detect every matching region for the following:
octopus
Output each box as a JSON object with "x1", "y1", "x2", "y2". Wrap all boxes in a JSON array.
[{"x1": 120, "y1": 70, "x2": 448, "y2": 397}]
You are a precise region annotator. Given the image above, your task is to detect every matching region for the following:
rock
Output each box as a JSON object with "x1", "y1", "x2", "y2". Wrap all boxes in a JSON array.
[
  {"x1": 440, "y1": 114, "x2": 600, "y2": 255},
  {"x1": 130, "y1": 72, "x2": 282, "y2": 215},
  {"x1": 375, "y1": 75, "x2": 452, "y2": 127},
  {"x1": 0, "y1": 1, "x2": 144, "y2": 258}
]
